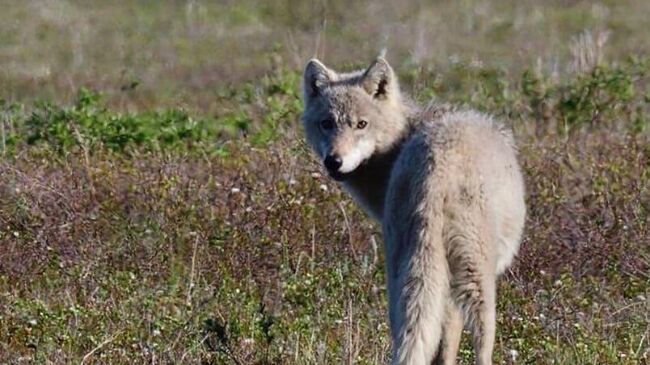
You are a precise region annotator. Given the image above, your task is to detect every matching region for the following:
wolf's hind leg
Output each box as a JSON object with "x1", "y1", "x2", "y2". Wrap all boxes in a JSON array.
[
  {"x1": 432, "y1": 301, "x2": 463, "y2": 365},
  {"x1": 465, "y1": 276, "x2": 495, "y2": 365},
  {"x1": 447, "y1": 234, "x2": 496, "y2": 365}
]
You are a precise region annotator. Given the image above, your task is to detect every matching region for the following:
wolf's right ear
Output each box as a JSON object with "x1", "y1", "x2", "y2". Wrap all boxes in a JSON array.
[
  {"x1": 303, "y1": 59, "x2": 331, "y2": 100},
  {"x1": 361, "y1": 57, "x2": 397, "y2": 101}
]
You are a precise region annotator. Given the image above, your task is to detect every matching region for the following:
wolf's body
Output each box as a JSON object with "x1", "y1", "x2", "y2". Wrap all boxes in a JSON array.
[{"x1": 302, "y1": 58, "x2": 526, "y2": 365}]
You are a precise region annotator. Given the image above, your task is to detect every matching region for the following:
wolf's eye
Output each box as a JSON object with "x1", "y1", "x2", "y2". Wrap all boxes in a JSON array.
[
  {"x1": 356, "y1": 119, "x2": 368, "y2": 129},
  {"x1": 320, "y1": 119, "x2": 335, "y2": 130}
]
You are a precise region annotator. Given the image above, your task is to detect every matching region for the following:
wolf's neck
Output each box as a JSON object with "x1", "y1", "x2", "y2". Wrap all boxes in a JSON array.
[
  {"x1": 340, "y1": 97, "x2": 426, "y2": 221},
  {"x1": 337, "y1": 100, "x2": 447, "y2": 220},
  {"x1": 341, "y1": 127, "x2": 413, "y2": 221}
]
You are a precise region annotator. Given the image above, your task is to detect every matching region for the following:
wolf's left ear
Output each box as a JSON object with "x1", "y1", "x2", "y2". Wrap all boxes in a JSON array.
[
  {"x1": 361, "y1": 57, "x2": 397, "y2": 100},
  {"x1": 303, "y1": 59, "x2": 331, "y2": 100}
]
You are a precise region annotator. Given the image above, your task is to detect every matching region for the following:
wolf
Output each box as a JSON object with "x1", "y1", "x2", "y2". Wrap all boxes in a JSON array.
[{"x1": 301, "y1": 56, "x2": 526, "y2": 365}]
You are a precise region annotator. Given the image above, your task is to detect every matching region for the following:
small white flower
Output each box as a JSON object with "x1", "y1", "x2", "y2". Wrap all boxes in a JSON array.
[
  {"x1": 509, "y1": 349, "x2": 519, "y2": 361},
  {"x1": 13, "y1": 231, "x2": 19, "y2": 238},
  {"x1": 230, "y1": 187, "x2": 240, "y2": 193},
  {"x1": 319, "y1": 184, "x2": 328, "y2": 192},
  {"x1": 289, "y1": 178, "x2": 297, "y2": 185}
]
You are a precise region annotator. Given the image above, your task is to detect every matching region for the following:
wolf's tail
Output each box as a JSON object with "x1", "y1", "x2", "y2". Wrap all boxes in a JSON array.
[
  {"x1": 391, "y1": 213, "x2": 449, "y2": 365},
  {"x1": 383, "y1": 132, "x2": 452, "y2": 365}
]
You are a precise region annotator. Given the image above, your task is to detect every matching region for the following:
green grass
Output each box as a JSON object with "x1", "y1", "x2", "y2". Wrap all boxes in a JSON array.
[
  {"x1": 1, "y1": 63, "x2": 648, "y2": 363},
  {"x1": 1, "y1": 1, "x2": 649, "y2": 364}
]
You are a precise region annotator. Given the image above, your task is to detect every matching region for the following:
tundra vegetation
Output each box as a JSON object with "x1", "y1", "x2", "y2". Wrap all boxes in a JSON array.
[{"x1": 0, "y1": 1, "x2": 648, "y2": 364}]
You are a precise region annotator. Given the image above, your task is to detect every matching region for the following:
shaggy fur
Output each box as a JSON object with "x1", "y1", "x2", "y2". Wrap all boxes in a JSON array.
[{"x1": 301, "y1": 57, "x2": 526, "y2": 365}]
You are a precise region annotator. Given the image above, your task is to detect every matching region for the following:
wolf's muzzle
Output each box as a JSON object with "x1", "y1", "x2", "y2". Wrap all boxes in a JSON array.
[{"x1": 324, "y1": 154, "x2": 342, "y2": 172}]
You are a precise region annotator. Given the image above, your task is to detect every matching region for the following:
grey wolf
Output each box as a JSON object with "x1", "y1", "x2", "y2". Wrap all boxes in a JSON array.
[{"x1": 301, "y1": 57, "x2": 526, "y2": 365}]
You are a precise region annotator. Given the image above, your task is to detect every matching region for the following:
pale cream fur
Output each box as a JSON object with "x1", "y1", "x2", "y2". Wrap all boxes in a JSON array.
[{"x1": 302, "y1": 57, "x2": 526, "y2": 365}]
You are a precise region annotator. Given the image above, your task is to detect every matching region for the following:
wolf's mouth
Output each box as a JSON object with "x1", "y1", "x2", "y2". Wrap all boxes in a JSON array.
[
  {"x1": 324, "y1": 157, "x2": 371, "y2": 181},
  {"x1": 327, "y1": 169, "x2": 349, "y2": 181}
]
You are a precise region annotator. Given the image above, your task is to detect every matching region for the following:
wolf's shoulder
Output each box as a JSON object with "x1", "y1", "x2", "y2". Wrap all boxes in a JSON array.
[{"x1": 408, "y1": 103, "x2": 516, "y2": 152}]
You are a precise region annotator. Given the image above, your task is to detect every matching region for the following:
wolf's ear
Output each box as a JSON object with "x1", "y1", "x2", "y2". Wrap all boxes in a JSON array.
[
  {"x1": 303, "y1": 59, "x2": 331, "y2": 99},
  {"x1": 361, "y1": 57, "x2": 397, "y2": 100}
]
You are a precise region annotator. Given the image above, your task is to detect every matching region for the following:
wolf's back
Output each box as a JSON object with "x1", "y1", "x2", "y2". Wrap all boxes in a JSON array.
[{"x1": 382, "y1": 110, "x2": 525, "y2": 364}]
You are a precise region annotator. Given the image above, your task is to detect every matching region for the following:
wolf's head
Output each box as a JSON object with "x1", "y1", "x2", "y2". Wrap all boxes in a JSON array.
[{"x1": 301, "y1": 57, "x2": 410, "y2": 181}]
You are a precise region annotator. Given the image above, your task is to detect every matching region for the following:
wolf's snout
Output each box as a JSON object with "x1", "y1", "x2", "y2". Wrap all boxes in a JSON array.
[{"x1": 324, "y1": 154, "x2": 342, "y2": 172}]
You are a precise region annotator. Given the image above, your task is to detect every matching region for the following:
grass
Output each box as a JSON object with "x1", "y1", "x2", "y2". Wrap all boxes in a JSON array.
[
  {"x1": 2, "y1": 0, "x2": 650, "y2": 112},
  {"x1": 1, "y1": 1, "x2": 649, "y2": 364}
]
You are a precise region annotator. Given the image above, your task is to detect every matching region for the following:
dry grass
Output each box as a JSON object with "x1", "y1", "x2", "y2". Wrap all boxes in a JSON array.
[
  {"x1": 0, "y1": 131, "x2": 647, "y2": 364},
  {"x1": 2, "y1": 0, "x2": 650, "y2": 112}
]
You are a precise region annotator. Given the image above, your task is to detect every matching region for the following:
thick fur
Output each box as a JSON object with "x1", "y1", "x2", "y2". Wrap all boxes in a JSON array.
[{"x1": 302, "y1": 58, "x2": 526, "y2": 365}]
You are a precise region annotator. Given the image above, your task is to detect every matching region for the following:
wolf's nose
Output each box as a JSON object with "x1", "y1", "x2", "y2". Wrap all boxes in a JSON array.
[{"x1": 324, "y1": 154, "x2": 342, "y2": 172}]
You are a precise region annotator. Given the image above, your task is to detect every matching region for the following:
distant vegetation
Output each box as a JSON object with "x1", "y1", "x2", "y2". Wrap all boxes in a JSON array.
[{"x1": 2, "y1": 56, "x2": 647, "y2": 157}]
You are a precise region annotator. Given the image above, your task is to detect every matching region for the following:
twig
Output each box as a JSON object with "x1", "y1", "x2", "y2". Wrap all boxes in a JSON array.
[
  {"x1": 634, "y1": 332, "x2": 647, "y2": 359},
  {"x1": 610, "y1": 300, "x2": 646, "y2": 316},
  {"x1": 347, "y1": 298, "x2": 353, "y2": 365},
  {"x1": 72, "y1": 126, "x2": 96, "y2": 199},
  {"x1": 186, "y1": 234, "x2": 200, "y2": 307},
  {"x1": 1, "y1": 112, "x2": 6, "y2": 156},
  {"x1": 338, "y1": 202, "x2": 356, "y2": 259},
  {"x1": 370, "y1": 234, "x2": 378, "y2": 267},
  {"x1": 312, "y1": 18, "x2": 327, "y2": 59},
  {"x1": 80, "y1": 331, "x2": 122, "y2": 364},
  {"x1": 310, "y1": 223, "x2": 316, "y2": 271},
  {"x1": 179, "y1": 334, "x2": 209, "y2": 364}
]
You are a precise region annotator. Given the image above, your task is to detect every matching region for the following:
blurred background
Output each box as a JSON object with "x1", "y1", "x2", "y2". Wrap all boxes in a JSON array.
[{"x1": 3, "y1": 0, "x2": 649, "y2": 112}]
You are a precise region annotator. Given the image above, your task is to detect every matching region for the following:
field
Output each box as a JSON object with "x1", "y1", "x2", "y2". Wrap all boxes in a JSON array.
[{"x1": 0, "y1": 1, "x2": 649, "y2": 364}]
